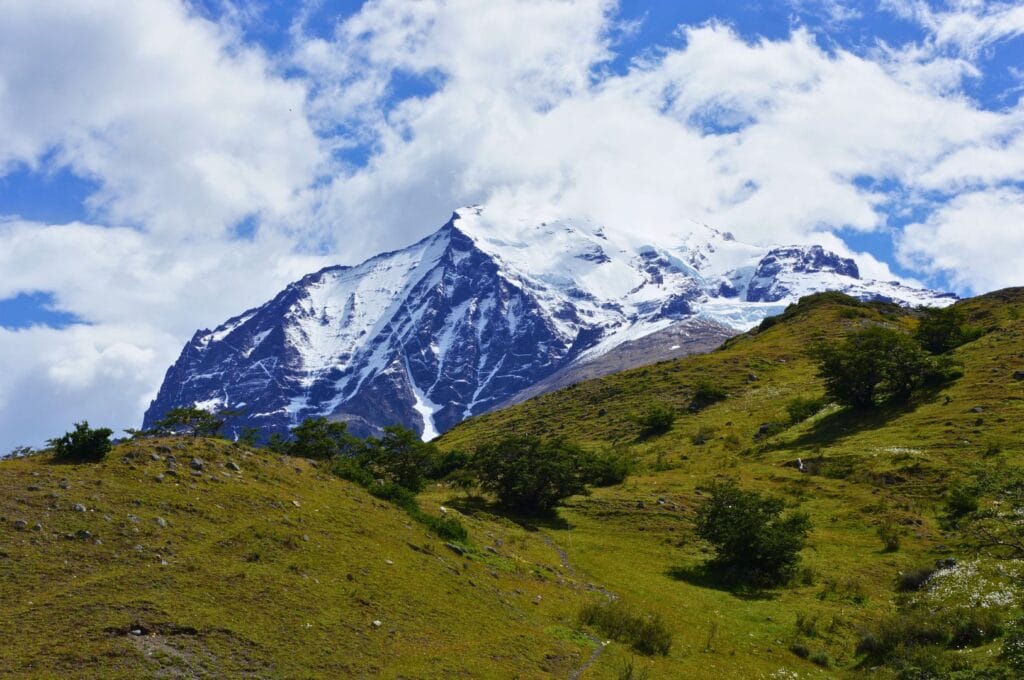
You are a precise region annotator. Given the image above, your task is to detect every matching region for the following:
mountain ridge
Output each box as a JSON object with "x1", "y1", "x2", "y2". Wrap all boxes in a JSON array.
[{"x1": 144, "y1": 207, "x2": 954, "y2": 440}]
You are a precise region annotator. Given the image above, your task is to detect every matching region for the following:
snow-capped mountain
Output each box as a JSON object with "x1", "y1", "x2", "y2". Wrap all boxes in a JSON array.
[{"x1": 143, "y1": 207, "x2": 955, "y2": 440}]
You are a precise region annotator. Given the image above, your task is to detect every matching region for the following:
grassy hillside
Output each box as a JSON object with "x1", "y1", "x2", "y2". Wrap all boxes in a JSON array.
[
  {"x1": 3, "y1": 289, "x2": 1023, "y2": 678},
  {"x1": 437, "y1": 289, "x2": 1024, "y2": 678},
  {"x1": 0, "y1": 439, "x2": 608, "y2": 678}
]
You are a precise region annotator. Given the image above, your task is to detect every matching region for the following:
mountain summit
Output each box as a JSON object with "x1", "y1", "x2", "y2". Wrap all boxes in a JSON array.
[{"x1": 143, "y1": 207, "x2": 954, "y2": 439}]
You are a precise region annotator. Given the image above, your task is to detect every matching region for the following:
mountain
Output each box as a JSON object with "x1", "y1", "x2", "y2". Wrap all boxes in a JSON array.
[{"x1": 143, "y1": 207, "x2": 955, "y2": 439}]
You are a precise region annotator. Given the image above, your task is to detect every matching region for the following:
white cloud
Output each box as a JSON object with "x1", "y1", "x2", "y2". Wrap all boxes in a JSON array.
[
  {"x1": 0, "y1": 0, "x2": 323, "y2": 234},
  {"x1": 898, "y1": 188, "x2": 1024, "y2": 294},
  {"x1": 882, "y1": 1, "x2": 1024, "y2": 57}
]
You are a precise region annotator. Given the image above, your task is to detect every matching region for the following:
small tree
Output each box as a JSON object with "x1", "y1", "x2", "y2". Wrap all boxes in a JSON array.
[
  {"x1": 155, "y1": 406, "x2": 225, "y2": 437},
  {"x1": 694, "y1": 481, "x2": 810, "y2": 587},
  {"x1": 914, "y1": 306, "x2": 980, "y2": 354},
  {"x1": 474, "y1": 436, "x2": 590, "y2": 514},
  {"x1": 290, "y1": 417, "x2": 360, "y2": 460},
  {"x1": 810, "y1": 326, "x2": 935, "y2": 408},
  {"x1": 48, "y1": 421, "x2": 113, "y2": 462},
  {"x1": 363, "y1": 425, "x2": 437, "y2": 492}
]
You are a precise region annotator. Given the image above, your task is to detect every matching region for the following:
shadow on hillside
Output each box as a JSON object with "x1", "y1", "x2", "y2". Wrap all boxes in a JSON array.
[
  {"x1": 665, "y1": 564, "x2": 779, "y2": 601},
  {"x1": 444, "y1": 495, "x2": 571, "y2": 531},
  {"x1": 766, "y1": 386, "x2": 948, "y2": 452}
]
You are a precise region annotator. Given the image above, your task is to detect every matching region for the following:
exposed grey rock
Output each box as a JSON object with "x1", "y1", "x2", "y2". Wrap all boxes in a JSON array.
[
  {"x1": 76, "y1": 529, "x2": 92, "y2": 540},
  {"x1": 26, "y1": 485, "x2": 41, "y2": 492},
  {"x1": 154, "y1": 517, "x2": 168, "y2": 528},
  {"x1": 72, "y1": 503, "x2": 87, "y2": 512},
  {"x1": 226, "y1": 460, "x2": 241, "y2": 472},
  {"x1": 1013, "y1": 371, "x2": 1024, "y2": 381},
  {"x1": 13, "y1": 519, "x2": 28, "y2": 531},
  {"x1": 32, "y1": 523, "x2": 42, "y2": 532},
  {"x1": 190, "y1": 457, "x2": 204, "y2": 471},
  {"x1": 59, "y1": 479, "x2": 70, "y2": 490}
]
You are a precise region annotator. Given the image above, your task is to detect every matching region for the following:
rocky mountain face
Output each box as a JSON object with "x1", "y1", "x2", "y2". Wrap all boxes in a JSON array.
[{"x1": 143, "y1": 207, "x2": 955, "y2": 440}]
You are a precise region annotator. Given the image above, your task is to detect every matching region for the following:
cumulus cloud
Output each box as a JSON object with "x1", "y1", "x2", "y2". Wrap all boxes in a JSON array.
[
  {"x1": 2, "y1": 0, "x2": 1023, "y2": 450},
  {"x1": 898, "y1": 188, "x2": 1024, "y2": 293},
  {"x1": 0, "y1": 0, "x2": 323, "y2": 234}
]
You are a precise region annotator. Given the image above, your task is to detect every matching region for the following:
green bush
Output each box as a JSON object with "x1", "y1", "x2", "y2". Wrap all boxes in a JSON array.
[
  {"x1": 689, "y1": 381, "x2": 727, "y2": 412},
  {"x1": 363, "y1": 426, "x2": 438, "y2": 492},
  {"x1": 474, "y1": 436, "x2": 591, "y2": 514},
  {"x1": 290, "y1": 417, "x2": 361, "y2": 460},
  {"x1": 810, "y1": 326, "x2": 950, "y2": 408},
  {"x1": 945, "y1": 482, "x2": 980, "y2": 520},
  {"x1": 48, "y1": 421, "x2": 113, "y2": 462},
  {"x1": 694, "y1": 481, "x2": 811, "y2": 587},
  {"x1": 635, "y1": 403, "x2": 675, "y2": 435},
  {"x1": 786, "y1": 395, "x2": 828, "y2": 424},
  {"x1": 1001, "y1": 617, "x2": 1024, "y2": 672},
  {"x1": 578, "y1": 599, "x2": 672, "y2": 656},
  {"x1": 896, "y1": 566, "x2": 935, "y2": 592},
  {"x1": 582, "y1": 448, "x2": 632, "y2": 487},
  {"x1": 858, "y1": 605, "x2": 1005, "y2": 668},
  {"x1": 809, "y1": 650, "x2": 831, "y2": 668},
  {"x1": 914, "y1": 306, "x2": 982, "y2": 355},
  {"x1": 153, "y1": 406, "x2": 225, "y2": 437},
  {"x1": 877, "y1": 518, "x2": 902, "y2": 552}
]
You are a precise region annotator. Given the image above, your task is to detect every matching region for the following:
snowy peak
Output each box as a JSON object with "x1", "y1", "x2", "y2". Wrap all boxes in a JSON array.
[{"x1": 144, "y1": 206, "x2": 954, "y2": 441}]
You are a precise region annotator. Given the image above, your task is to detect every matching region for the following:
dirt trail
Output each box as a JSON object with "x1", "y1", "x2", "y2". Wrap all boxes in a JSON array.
[{"x1": 539, "y1": 533, "x2": 616, "y2": 680}]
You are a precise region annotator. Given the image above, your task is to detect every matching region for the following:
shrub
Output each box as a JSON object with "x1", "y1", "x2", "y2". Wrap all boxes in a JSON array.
[
  {"x1": 48, "y1": 421, "x2": 113, "y2": 462},
  {"x1": 474, "y1": 436, "x2": 591, "y2": 514},
  {"x1": 945, "y1": 482, "x2": 980, "y2": 520},
  {"x1": 694, "y1": 481, "x2": 811, "y2": 587},
  {"x1": 582, "y1": 448, "x2": 632, "y2": 487},
  {"x1": 877, "y1": 518, "x2": 902, "y2": 552},
  {"x1": 1002, "y1": 617, "x2": 1024, "y2": 672},
  {"x1": 795, "y1": 612, "x2": 819, "y2": 637},
  {"x1": 809, "y1": 650, "x2": 831, "y2": 668},
  {"x1": 786, "y1": 395, "x2": 828, "y2": 424},
  {"x1": 810, "y1": 326, "x2": 946, "y2": 408},
  {"x1": 616, "y1": 659, "x2": 651, "y2": 680},
  {"x1": 789, "y1": 643, "x2": 810, "y2": 659},
  {"x1": 689, "y1": 381, "x2": 727, "y2": 412},
  {"x1": 290, "y1": 417, "x2": 361, "y2": 460},
  {"x1": 153, "y1": 406, "x2": 225, "y2": 437},
  {"x1": 858, "y1": 605, "x2": 1005, "y2": 668},
  {"x1": 578, "y1": 600, "x2": 672, "y2": 656},
  {"x1": 363, "y1": 426, "x2": 438, "y2": 492},
  {"x1": 330, "y1": 455, "x2": 468, "y2": 542},
  {"x1": 896, "y1": 566, "x2": 935, "y2": 592},
  {"x1": 914, "y1": 306, "x2": 982, "y2": 355},
  {"x1": 636, "y1": 403, "x2": 675, "y2": 435}
]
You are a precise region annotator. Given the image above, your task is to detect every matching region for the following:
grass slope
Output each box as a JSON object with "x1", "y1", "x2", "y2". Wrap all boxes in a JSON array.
[
  {"x1": 0, "y1": 439, "x2": 604, "y2": 678},
  {"x1": 437, "y1": 289, "x2": 1024, "y2": 678}
]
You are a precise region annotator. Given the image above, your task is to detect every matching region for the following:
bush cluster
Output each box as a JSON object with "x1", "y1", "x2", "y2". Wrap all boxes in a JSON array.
[
  {"x1": 48, "y1": 421, "x2": 113, "y2": 462},
  {"x1": 810, "y1": 326, "x2": 959, "y2": 409},
  {"x1": 694, "y1": 481, "x2": 810, "y2": 587},
  {"x1": 578, "y1": 599, "x2": 672, "y2": 656},
  {"x1": 785, "y1": 395, "x2": 828, "y2": 424}
]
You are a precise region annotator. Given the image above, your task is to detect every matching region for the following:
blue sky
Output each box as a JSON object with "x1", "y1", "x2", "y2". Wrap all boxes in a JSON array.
[{"x1": 0, "y1": 0, "x2": 1023, "y2": 449}]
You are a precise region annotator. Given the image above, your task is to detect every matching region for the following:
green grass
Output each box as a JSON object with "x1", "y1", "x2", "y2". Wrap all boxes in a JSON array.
[
  {"x1": 4, "y1": 288, "x2": 1024, "y2": 677},
  {"x1": 0, "y1": 439, "x2": 604, "y2": 678},
  {"x1": 434, "y1": 288, "x2": 1024, "y2": 677}
]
